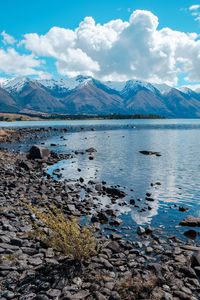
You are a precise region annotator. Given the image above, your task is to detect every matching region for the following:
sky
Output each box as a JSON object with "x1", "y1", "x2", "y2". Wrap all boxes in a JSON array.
[{"x1": 1, "y1": 0, "x2": 200, "y2": 88}]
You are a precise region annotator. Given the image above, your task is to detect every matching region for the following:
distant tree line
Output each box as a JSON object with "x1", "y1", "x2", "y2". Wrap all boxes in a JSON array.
[
  {"x1": 0, "y1": 113, "x2": 165, "y2": 121},
  {"x1": 39, "y1": 113, "x2": 165, "y2": 120}
]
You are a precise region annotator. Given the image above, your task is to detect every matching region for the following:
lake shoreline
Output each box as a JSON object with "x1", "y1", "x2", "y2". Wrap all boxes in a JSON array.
[{"x1": 0, "y1": 128, "x2": 200, "y2": 299}]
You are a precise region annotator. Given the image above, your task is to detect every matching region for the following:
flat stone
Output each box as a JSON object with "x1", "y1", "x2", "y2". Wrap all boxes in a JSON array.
[
  {"x1": 46, "y1": 289, "x2": 61, "y2": 298},
  {"x1": 70, "y1": 290, "x2": 90, "y2": 299},
  {"x1": 106, "y1": 241, "x2": 120, "y2": 253},
  {"x1": 86, "y1": 147, "x2": 97, "y2": 153},
  {"x1": 179, "y1": 216, "x2": 200, "y2": 227},
  {"x1": 94, "y1": 291, "x2": 107, "y2": 300},
  {"x1": 173, "y1": 291, "x2": 191, "y2": 300}
]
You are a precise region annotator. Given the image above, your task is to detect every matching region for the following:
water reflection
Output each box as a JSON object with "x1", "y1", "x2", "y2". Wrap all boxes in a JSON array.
[
  {"x1": 1, "y1": 119, "x2": 200, "y2": 233},
  {"x1": 45, "y1": 120, "x2": 200, "y2": 231}
]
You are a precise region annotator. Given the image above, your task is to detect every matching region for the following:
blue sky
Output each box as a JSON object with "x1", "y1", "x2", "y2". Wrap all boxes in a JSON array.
[{"x1": 1, "y1": 0, "x2": 200, "y2": 88}]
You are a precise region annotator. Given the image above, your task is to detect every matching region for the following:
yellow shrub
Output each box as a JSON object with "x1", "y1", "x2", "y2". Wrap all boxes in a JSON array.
[{"x1": 20, "y1": 197, "x2": 97, "y2": 261}]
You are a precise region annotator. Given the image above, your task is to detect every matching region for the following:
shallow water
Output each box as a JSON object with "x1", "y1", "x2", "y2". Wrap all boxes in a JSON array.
[{"x1": 1, "y1": 119, "x2": 200, "y2": 242}]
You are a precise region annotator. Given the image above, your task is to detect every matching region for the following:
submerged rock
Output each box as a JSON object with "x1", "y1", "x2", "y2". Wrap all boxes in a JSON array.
[
  {"x1": 179, "y1": 206, "x2": 189, "y2": 212},
  {"x1": 105, "y1": 187, "x2": 126, "y2": 198},
  {"x1": 86, "y1": 147, "x2": 97, "y2": 153}
]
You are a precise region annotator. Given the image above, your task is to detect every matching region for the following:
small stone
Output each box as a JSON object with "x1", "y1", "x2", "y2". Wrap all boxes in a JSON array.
[
  {"x1": 146, "y1": 247, "x2": 153, "y2": 254},
  {"x1": 46, "y1": 289, "x2": 61, "y2": 298},
  {"x1": 94, "y1": 291, "x2": 107, "y2": 300},
  {"x1": 179, "y1": 206, "x2": 189, "y2": 212},
  {"x1": 137, "y1": 226, "x2": 145, "y2": 235}
]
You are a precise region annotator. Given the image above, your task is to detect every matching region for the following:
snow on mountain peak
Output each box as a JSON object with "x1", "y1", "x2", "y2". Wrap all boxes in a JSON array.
[
  {"x1": 1, "y1": 77, "x2": 30, "y2": 93},
  {"x1": 104, "y1": 81, "x2": 126, "y2": 92},
  {"x1": 39, "y1": 75, "x2": 93, "y2": 92},
  {"x1": 153, "y1": 83, "x2": 172, "y2": 94}
]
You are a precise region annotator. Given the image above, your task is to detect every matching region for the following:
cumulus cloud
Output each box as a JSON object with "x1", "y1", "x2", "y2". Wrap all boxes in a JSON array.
[
  {"x1": 0, "y1": 48, "x2": 51, "y2": 78},
  {"x1": 2, "y1": 9, "x2": 200, "y2": 85},
  {"x1": 1, "y1": 31, "x2": 16, "y2": 45}
]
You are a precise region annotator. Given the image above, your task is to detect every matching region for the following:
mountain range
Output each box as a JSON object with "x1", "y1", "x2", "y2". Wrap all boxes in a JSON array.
[{"x1": 0, "y1": 75, "x2": 200, "y2": 118}]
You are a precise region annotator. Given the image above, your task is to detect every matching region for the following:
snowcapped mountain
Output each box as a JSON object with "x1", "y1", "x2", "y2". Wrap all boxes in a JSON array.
[
  {"x1": 0, "y1": 77, "x2": 31, "y2": 94},
  {"x1": 39, "y1": 75, "x2": 92, "y2": 92},
  {"x1": 0, "y1": 75, "x2": 200, "y2": 117}
]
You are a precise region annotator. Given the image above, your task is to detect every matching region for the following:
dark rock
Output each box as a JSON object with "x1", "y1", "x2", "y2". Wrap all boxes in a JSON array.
[
  {"x1": 18, "y1": 160, "x2": 32, "y2": 171},
  {"x1": 109, "y1": 218, "x2": 123, "y2": 226},
  {"x1": 91, "y1": 212, "x2": 108, "y2": 224},
  {"x1": 191, "y1": 251, "x2": 200, "y2": 268},
  {"x1": 79, "y1": 177, "x2": 84, "y2": 183},
  {"x1": 184, "y1": 229, "x2": 197, "y2": 240},
  {"x1": 145, "y1": 225, "x2": 153, "y2": 234},
  {"x1": 180, "y1": 266, "x2": 197, "y2": 278},
  {"x1": 137, "y1": 226, "x2": 145, "y2": 235},
  {"x1": 106, "y1": 241, "x2": 121, "y2": 253},
  {"x1": 105, "y1": 187, "x2": 126, "y2": 198},
  {"x1": 28, "y1": 145, "x2": 50, "y2": 160},
  {"x1": 98, "y1": 212, "x2": 109, "y2": 223},
  {"x1": 145, "y1": 197, "x2": 154, "y2": 201},
  {"x1": 179, "y1": 206, "x2": 189, "y2": 212},
  {"x1": 129, "y1": 199, "x2": 135, "y2": 205},
  {"x1": 139, "y1": 150, "x2": 161, "y2": 156},
  {"x1": 109, "y1": 291, "x2": 121, "y2": 300},
  {"x1": 146, "y1": 192, "x2": 151, "y2": 197}
]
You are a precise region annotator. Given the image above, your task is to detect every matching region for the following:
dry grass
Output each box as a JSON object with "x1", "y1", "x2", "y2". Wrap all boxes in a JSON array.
[
  {"x1": 0, "y1": 113, "x2": 42, "y2": 121},
  {"x1": 0, "y1": 129, "x2": 15, "y2": 140},
  {"x1": 19, "y1": 197, "x2": 98, "y2": 261},
  {"x1": 116, "y1": 272, "x2": 159, "y2": 300}
]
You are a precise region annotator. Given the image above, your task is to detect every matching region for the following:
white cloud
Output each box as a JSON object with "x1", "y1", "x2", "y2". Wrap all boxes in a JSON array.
[
  {"x1": 1, "y1": 9, "x2": 200, "y2": 85},
  {"x1": 0, "y1": 48, "x2": 51, "y2": 78},
  {"x1": 1, "y1": 31, "x2": 16, "y2": 45},
  {"x1": 189, "y1": 5, "x2": 200, "y2": 10},
  {"x1": 188, "y1": 5, "x2": 200, "y2": 22},
  {"x1": 181, "y1": 83, "x2": 200, "y2": 91}
]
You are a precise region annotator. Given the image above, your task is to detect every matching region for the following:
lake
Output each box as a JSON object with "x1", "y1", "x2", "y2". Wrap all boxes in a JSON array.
[{"x1": 1, "y1": 118, "x2": 200, "y2": 242}]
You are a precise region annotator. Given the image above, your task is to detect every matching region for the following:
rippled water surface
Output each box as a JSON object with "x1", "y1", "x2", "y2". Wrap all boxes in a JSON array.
[{"x1": 1, "y1": 119, "x2": 200, "y2": 241}]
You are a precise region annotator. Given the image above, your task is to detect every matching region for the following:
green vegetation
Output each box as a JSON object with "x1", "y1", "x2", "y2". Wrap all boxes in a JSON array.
[
  {"x1": 20, "y1": 197, "x2": 97, "y2": 261},
  {"x1": 0, "y1": 112, "x2": 165, "y2": 121}
]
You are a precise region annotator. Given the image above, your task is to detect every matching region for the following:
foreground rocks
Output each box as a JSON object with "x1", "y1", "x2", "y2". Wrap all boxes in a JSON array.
[{"x1": 0, "y1": 129, "x2": 199, "y2": 299}]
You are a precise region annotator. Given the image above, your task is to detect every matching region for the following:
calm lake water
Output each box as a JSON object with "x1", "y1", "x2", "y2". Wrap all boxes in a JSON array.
[{"x1": 1, "y1": 119, "x2": 200, "y2": 242}]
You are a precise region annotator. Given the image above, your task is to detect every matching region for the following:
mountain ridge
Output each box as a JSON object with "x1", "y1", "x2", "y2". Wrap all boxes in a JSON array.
[{"x1": 0, "y1": 75, "x2": 200, "y2": 117}]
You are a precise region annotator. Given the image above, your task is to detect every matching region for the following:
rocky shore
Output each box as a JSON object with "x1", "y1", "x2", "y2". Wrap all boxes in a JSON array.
[{"x1": 0, "y1": 128, "x2": 200, "y2": 300}]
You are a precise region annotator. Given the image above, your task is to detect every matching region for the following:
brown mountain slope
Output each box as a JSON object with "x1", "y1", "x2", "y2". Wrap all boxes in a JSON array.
[
  {"x1": 0, "y1": 88, "x2": 18, "y2": 113},
  {"x1": 61, "y1": 82, "x2": 124, "y2": 114},
  {"x1": 15, "y1": 80, "x2": 66, "y2": 113}
]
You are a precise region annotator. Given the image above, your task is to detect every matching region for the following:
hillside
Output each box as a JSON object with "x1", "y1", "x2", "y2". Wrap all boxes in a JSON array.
[{"x1": 0, "y1": 76, "x2": 200, "y2": 117}]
